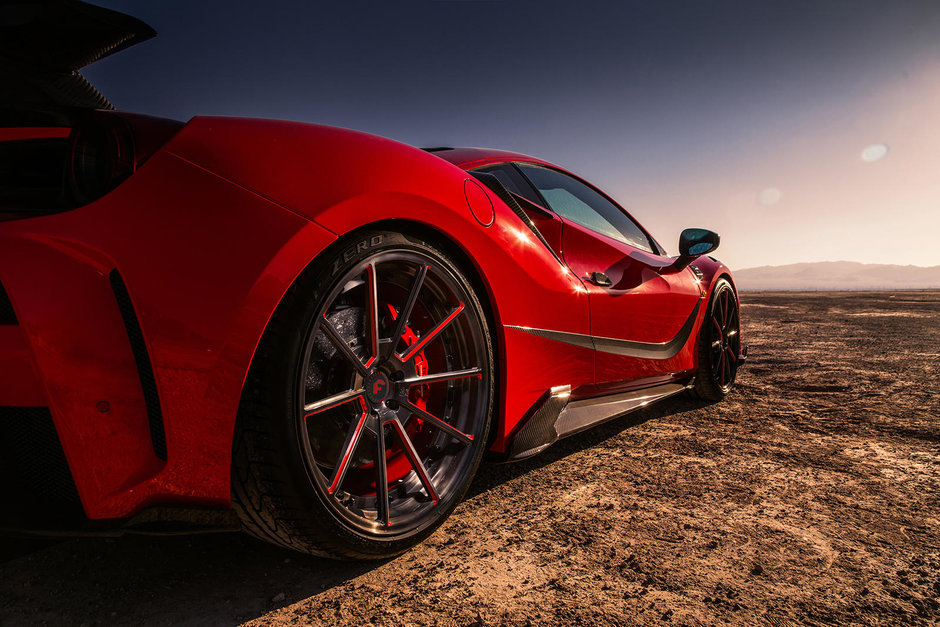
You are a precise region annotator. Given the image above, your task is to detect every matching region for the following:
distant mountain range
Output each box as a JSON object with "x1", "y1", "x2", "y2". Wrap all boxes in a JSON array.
[{"x1": 732, "y1": 261, "x2": 940, "y2": 291}]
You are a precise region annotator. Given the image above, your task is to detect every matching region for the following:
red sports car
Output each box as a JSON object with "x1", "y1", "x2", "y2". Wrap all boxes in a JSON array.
[{"x1": 0, "y1": 1, "x2": 744, "y2": 559}]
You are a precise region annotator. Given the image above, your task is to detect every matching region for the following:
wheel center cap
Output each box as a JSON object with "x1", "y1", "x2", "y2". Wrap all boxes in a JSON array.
[{"x1": 365, "y1": 371, "x2": 391, "y2": 405}]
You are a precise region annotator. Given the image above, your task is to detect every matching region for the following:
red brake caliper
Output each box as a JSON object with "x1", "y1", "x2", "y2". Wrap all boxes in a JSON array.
[
  {"x1": 388, "y1": 303, "x2": 428, "y2": 406},
  {"x1": 380, "y1": 304, "x2": 429, "y2": 487}
]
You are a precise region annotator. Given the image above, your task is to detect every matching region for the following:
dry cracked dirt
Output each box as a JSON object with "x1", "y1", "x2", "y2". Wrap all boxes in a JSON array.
[{"x1": 1, "y1": 291, "x2": 938, "y2": 626}]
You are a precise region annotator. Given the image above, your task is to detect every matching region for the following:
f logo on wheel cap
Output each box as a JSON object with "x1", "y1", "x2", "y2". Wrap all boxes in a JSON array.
[
  {"x1": 366, "y1": 372, "x2": 391, "y2": 404},
  {"x1": 373, "y1": 379, "x2": 386, "y2": 397}
]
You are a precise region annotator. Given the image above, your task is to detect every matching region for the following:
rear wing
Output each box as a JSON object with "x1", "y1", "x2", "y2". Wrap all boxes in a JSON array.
[{"x1": 0, "y1": 0, "x2": 156, "y2": 109}]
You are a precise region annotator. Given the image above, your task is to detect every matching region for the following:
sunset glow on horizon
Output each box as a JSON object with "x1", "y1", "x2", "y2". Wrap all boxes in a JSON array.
[{"x1": 83, "y1": 0, "x2": 940, "y2": 271}]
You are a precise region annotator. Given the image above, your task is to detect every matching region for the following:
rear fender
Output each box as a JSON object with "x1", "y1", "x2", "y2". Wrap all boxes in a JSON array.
[
  {"x1": 311, "y1": 192, "x2": 595, "y2": 452},
  {"x1": 168, "y1": 117, "x2": 594, "y2": 451},
  {"x1": 0, "y1": 148, "x2": 336, "y2": 519}
]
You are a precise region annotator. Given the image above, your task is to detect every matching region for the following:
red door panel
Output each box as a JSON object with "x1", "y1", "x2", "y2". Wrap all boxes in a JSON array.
[
  {"x1": 560, "y1": 221, "x2": 702, "y2": 386},
  {"x1": 512, "y1": 162, "x2": 704, "y2": 389},
  {"x1": 562, "y1": 223, "x2": 699, "y2": 338}
]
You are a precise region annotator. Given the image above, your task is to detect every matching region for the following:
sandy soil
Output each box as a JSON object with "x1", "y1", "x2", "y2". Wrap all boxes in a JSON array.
[{"x1": 1, "y1": 291, "x2": 938, "y2": 626}]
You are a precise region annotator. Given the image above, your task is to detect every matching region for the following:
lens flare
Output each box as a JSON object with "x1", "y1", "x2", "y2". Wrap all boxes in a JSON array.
[
  {"x1": 861, "y1": 143, "x2": 889, "y2": 162},
  {"x1": 757, "y1": 188, "x2": 782, "y2": 206}
]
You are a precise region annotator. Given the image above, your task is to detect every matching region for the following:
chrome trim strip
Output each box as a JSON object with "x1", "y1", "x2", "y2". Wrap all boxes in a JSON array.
[{"x1": 505, "y1": 298, "x2": 702, "y2": 360}]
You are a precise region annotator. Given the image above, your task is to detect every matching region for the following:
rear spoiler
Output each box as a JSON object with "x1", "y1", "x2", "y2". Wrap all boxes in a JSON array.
[{"x1": 0, "y1": 0, "x2": 156, "y2": 109}]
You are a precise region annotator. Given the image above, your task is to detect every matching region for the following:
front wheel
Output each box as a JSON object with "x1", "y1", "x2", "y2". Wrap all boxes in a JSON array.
[
  {"x1": 693, "y1": 278, "x2": 741, "y2": 401},
  {"x1": 232, "y1": 231, "x2": 494, "y2": 559}
]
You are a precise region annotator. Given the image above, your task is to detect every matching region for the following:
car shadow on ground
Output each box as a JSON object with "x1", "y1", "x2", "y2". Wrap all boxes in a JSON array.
[
  {"x1": 0, "y1": 395, "x2": 709, "y2": 627},
  {"x1": 469, "y1": 394, "x2": 709, "y2": 499}
]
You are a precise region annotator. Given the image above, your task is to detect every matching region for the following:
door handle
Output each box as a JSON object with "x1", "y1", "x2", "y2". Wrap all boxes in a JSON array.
[{"x1": 585, "y1": 272, "x2": 612, "y2": 287}]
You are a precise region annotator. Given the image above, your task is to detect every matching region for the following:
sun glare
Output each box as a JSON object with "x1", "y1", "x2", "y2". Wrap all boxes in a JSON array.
[
  {"x1": 757, "y1": 188, "x2": 782, "y2": 206},
  {"x1": 861, "y1": 143, "x2": 889, "y2": 163}
]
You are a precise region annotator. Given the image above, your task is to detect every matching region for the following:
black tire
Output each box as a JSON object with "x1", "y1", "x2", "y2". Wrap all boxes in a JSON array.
[
  {"x1": 232, "y1": 230, "x2": 494, "y2": 560},
  {"x1": 693, "y1": 278, "x2": 741, "y2": 401}
]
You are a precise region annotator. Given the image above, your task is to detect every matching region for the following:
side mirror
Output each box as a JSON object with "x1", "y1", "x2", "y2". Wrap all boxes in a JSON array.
[
  {"x1": 679, "y1": 228, "x2": 720, "y2": 257},
  {"x1": 666, "y1": 228, "x2": 720, "y2": 273}
]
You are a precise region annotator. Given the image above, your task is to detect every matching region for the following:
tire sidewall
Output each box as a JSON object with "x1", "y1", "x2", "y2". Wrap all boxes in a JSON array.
[{"x1": 694, "y1": 278, "x2": 738, "y2": 401}]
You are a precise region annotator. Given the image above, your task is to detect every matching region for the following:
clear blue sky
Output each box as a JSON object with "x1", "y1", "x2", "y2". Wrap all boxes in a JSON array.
[{"x1": 84, "y1": 0, "x2": 940, "y2": 270}]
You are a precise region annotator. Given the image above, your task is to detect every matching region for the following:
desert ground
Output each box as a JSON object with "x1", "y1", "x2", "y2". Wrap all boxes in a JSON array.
[{"x1": 1, "y1": 291, "x2": 938, "y2": 626}]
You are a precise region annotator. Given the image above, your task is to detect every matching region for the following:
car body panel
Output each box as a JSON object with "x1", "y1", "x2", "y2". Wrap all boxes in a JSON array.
[
  {"x1": 0, "y1": 0, "x2": 742, "y2": 547},
  {"x1": 165, "y1": 117, "x2": 596, "y2": 450},
  {"x1": 0, "y1": 117, "x2": 601, "y2": 520},
  {"x1": 0, "y1": 145, "x2": 336, "y2": 518},
  {"x1": 1, "y1": 115, "x2": 737, "y2": 525},
  {"x1": 431, "y1": 151, "x2": 709, "y2": 390},
  {"x1": 0, "y1": 325, "x2": 47, "y2": 406},
  {"x1": 558, "y1": 221, "x2": 704, "y2": 388}
]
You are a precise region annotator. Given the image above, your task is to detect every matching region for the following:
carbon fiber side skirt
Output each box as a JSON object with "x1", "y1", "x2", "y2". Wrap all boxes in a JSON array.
[{"x1": 507, "y1": 381, "x2": 691, "y2": 460}]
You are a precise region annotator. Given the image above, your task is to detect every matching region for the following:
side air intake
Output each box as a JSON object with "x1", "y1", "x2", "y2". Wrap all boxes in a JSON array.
[{"x1": 109, "y1": 269, "x2": 167, "y2": 461}]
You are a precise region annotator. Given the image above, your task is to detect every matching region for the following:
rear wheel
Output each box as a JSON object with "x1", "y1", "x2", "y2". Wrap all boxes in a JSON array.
[
  {"x1": 693, "y1": 278, "x2": 741, "y2": 401},
  {"x1": 232, "y1": 231, "x2": 493, "y2": 559}
]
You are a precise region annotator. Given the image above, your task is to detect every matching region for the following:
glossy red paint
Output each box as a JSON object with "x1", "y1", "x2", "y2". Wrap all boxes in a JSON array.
[
  {"x1": 0, "y1": 326, "x2": 47, "y2": 406},
  {"x1": 0, "y1": 142, "x2": 336, "y2": 519},
  {"x1": 0, "y1": 127, "x2": 70, "y2": 141},
  {"x1": 432, "y1": 149, "x2": 711, "y2": 390},
  {"x1": 558, "y1": 221, "x2": 702, "y2": 388},
  {"x1": 464, "y1": 179, "x2": 495, "y2": 227},
  {"x1": 166, "y1": 117, "x2": 594, "y2": 454},
  {"x1": 0, "y1": 114, "x2": 736, "y2": 524}
]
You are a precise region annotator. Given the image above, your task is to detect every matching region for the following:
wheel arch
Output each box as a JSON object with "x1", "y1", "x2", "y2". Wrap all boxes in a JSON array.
[
  {"x1": 233, "y1": 217, "x2": 509, "y2": 461},
  {"x1": 347, "y1": 218, "x2": 505, "y2": 334},
  {"x1": 166, "y1": 116, "x2": 589, "y2": 461},
  {"x1": 691, "y1": 271, "x2": 742, "y2": 400},
  {"x1": 687, "y1": 259, "x2": 738, "y2": 367},
  {"x1": 717, "y1": 272, "x2": 737, "y2": 292},
  {"x1": 352, "y1": 219, "x2": 507, "y2": 449}
]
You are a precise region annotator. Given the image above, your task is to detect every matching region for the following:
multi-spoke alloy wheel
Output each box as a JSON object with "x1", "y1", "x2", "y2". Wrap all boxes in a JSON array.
[
  {"x1": 300, "y1": 249, "x2": 489, "y2": 535},
  {"x1": 693, "y1": 278, "x2": 741, "y2": 401},
  {"x1": 232, "y1": 232, "x2": 493, "y2": 559}
]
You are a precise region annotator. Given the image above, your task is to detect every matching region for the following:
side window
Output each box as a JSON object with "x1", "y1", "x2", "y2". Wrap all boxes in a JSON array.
[
  {"x1": 516, "y1": 164, "x2": 653, "y2": 253},
  {"x1": 473, "y1": 163, "x2": 544, "y2": 207}
]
